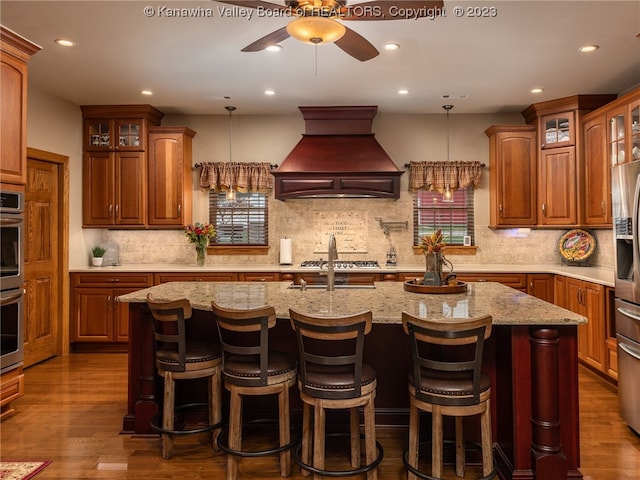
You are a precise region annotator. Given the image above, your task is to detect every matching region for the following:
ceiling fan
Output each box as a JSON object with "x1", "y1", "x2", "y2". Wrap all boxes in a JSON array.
[{"x1": 216, "y1": 1, "x2": 445, "y2": 61}]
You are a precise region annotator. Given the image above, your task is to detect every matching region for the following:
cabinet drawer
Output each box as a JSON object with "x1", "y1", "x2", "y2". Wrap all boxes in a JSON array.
[
  {"x1": 0, "y1": 367, "x2": 24, "y2": 407},
  {"x1": 456, "y1": 273, "x2": 528, "y2": 289},
  {"x1": 238, "y1": 273, "x2": 281, "y2": 282},
  {"x1": 154, "y1": 272, "x2": 238, "y2": 284},
  {"x1": 72, "y1": 272, "x2": 153, "y2": 287}
]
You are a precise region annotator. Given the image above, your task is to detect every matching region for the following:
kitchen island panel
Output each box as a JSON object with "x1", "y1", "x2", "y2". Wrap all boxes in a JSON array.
[{"x1": 119, "y1": 281, "x2": 584, "y2": 480}]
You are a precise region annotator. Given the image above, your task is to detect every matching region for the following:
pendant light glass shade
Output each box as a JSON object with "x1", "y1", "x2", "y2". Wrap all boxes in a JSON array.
[
  {"x1": 225, "y1": 106, "x2": 236, "y2": 202},
  {"x1": 442, "y1": 105, "x2": 454, "y2": 203},
  {"x1": 286, "y1": 17, "x2": 346, "y2": 45}
]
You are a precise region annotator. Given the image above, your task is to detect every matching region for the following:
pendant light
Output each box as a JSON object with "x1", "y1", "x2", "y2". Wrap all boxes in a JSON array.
[
  {"x1": 225, "y1": 105, "x2": 237, "y2": 202},
  {"x1": 442, "y1": 104, "x2": 454, "y2": 203}
]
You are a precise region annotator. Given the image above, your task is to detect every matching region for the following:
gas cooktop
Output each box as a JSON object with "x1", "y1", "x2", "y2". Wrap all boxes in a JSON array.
[{"x1": 299, "y1": 260, "x2": 380, "y2": 269}]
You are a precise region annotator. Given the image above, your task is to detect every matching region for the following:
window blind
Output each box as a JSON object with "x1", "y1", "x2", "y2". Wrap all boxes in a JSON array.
[
  {"x1": 208, "y1": 192, "x2": 268, "y2": 245},
  {"x1": 413, "y1": 189, "x2": 475, "y2": 245}
]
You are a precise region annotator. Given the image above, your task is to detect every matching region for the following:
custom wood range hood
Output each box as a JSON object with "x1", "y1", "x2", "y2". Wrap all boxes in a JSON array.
[{"x1": 272, "y1": 106, "x2": 404, "y2": 199}]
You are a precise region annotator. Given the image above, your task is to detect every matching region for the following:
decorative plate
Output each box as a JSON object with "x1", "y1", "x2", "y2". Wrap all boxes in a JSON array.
[{"x1": 558, "y1": 229, "x2": 596, "y2": 263}]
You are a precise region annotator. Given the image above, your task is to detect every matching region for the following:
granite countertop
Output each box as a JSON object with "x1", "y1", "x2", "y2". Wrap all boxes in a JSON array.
[
  {"x1": 71, "y1": 263, "x2": 615, "y2": 287},
  {"x1": 117, "y1": 281, "x2": 586, "y2": 326}
]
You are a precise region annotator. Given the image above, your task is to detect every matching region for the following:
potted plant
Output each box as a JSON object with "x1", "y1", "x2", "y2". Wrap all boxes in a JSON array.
[{"x1": 91, "y1": 245, "x2": 106, "y2": 267}]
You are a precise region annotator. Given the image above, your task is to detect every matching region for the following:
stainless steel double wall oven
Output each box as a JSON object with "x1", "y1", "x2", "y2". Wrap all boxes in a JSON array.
[{"x1": 0, "y1": 190, "x2": 25, "y2": 373}]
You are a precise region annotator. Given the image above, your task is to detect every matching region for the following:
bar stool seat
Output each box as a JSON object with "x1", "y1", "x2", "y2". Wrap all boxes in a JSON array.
[
  {"x1": 402, "y1": 313, "x2": 496, "y2": 480},
  {"x1": 289, "y1": 308, "x2": 383, "y2": 480},
  {"x1": 146, "y1": 294, "x2": 223, "y2": 460},
  {"x1": 212, "y1": 301, "x2": 298, "y2": 480}
]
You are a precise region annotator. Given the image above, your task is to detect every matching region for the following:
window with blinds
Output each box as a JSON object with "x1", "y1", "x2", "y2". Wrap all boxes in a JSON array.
[
  {"x1": 209, "y1": 192, "x2": 268, "y2": 245},
  {"x1": 413, "y1": 188, "x2": 474, "y2": 246}
]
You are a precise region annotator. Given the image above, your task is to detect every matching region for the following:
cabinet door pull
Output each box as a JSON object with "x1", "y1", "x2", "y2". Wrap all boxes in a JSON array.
[
  {"x1": 177, "y1": 204, "x2": 181, "y2": 215},
  {"x1": 541, "y1": 203, "x2": 547, "y2": 217},
  {"x1": 115, "y1": 204, "x2": 119, "y2": 215},
  {"x1": 499, "y1": 204, "x2": 504, "y2": 217},
  {"x1": 601, "y1": 200, "x2": 606, "y2": 216},
  {"x1": 108, "y1": 204, "x2": 113, "y2": 215}
]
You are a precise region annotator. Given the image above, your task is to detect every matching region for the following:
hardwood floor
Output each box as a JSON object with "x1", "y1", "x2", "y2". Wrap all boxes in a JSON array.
[{"x1": 1, "y1": 354, "x2": 639, "y2": 479}]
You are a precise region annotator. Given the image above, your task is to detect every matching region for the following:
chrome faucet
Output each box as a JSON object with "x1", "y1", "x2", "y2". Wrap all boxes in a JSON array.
[{"x1": 327, "y1": 234, "x2": 338, "y2": 291}]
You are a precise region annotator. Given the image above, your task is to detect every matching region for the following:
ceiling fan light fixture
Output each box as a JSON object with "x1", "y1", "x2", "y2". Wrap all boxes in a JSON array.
[
  {"x1": 383, "y1": 42, "x2": 400, "y2": 51},
  {"x1": 266, "y1": 44, "x2": 283, "y2": 52},
  {"x1": 286, "y1": 17, "x2": 346, "y2": 45}
]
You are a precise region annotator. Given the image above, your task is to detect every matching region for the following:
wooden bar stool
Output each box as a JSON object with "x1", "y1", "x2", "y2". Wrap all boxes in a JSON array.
[
  {"x1": 401, "y1": 313, "x2": 496, "y2": 480},
  {"x1": 146, "y1": 294, "x2": 223, "y2": 460},
  {"x1": 212, "y1": 301, "x2": 298, "y2": 480},
  {"x1": 289, "y1": 308, "x2": 383, "y2": 480}
]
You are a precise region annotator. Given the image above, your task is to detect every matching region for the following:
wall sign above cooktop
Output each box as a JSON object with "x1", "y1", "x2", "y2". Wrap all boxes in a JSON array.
[{"x1": 313, "y1": 211, "x2": 368, "y2": 253}]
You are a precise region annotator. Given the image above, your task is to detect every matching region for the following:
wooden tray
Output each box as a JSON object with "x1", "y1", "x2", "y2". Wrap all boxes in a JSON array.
[{"x1": 403, "y1": 280, "x2": 468, "y2": 294}]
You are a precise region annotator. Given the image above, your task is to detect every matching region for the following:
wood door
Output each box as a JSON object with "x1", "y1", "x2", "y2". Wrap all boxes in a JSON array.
[
  {"x1": 114, "y1": 287, "x2": 138, "y2": 343},
  {"x1": 582, "y1": 281, "x2": 606, "y2": 372},
  {"x1": 82, "y1": 151, "x2": 114, "y2": 226},
  {"x1": 538, "y1": 146, "x2": 577, "y2": 226},
  {"x1": 72, "y1": 288, "x2": 112, "y2": 342},
  {"x1": 485, "y1": 126, "x2": 537, "y2": 227},
  {"x1": 583, "y1": 115, "x2": 610, "y2": 226},
  {"x1": 147, "y1": 132, "x2": 183, "y2": 225},
  {"x1": 527, "y1": 274, "x2": 554, "y2": 302},
  {"x1": 115, "y1": 151, "x2": 146, "y2": 225},
  {"x1": 0, "y1": 53, "x2": 27, "y2": 185},
  {"x1": 23, "y1": 159, "x2": 59, "y2": 366},
  {"x1": 565, "y1": 277, "x2": 587, "y2": 361}
]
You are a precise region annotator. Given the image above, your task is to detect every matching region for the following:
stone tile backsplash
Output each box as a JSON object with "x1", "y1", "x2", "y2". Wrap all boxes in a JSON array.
[{"x1": 102, "y1": 196, "x2": 614, "y2": 269}]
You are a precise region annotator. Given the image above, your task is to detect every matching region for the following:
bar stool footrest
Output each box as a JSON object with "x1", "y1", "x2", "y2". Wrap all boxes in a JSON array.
[
  {"x1": 150, "y1": 402, "x2": 222, "y2": 436},
  {"x1": 294, "y1": 432, "x2": 384, "y2": 478},
  {"x1": 402, "y1": 440, "x2": 497, "y2": 480},
  {"x1": 216, "y1": 418, "x2": 300, "y2": 458}
]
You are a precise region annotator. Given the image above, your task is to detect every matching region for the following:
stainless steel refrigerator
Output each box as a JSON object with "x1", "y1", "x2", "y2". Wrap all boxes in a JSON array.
[{"x1": 612, "y1": 160, "x2": 640, "y2": 434}]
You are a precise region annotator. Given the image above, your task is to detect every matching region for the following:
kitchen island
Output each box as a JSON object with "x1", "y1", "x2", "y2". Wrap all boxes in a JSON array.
[{"x1": 118, "y1": 281, "x2": 586, "y2": 480}]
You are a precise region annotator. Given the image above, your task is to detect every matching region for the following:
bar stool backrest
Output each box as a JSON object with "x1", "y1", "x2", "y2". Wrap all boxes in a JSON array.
[
  {"x1": 289, "y1": 309, "x2": 373, "y2": 400},
  {"x1": 146, "y1": 294, "x2": 192, "y2": 372},
  {"x1": 402, "y1": 313, "x2": 492, "y2": 407},
  {"x1": 211, "y1": 301, "x2": 276, "y2": 387}
]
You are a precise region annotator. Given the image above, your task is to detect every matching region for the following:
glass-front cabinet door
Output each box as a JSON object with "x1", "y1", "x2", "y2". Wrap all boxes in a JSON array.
[
  {"x1": 85, "y1": 119, "x2": 114, "y2": 150},
  {"x1": 541, "y1": 112, "x2": 574, "y2": 149},
  {"x1": 84, "y1": 118, "x2": 145, "y2": 151},
  {"x1": 116, "y1": 120, "x2": 143, "y2": 150},
  {"x1": 608, "y1": 107, "x2": 626, "y2": 165},
  {"x1": 630, "y1": 100, "x2": 640, "y2": 162}
]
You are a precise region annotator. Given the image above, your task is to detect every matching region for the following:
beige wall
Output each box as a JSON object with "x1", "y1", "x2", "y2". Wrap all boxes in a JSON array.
[{"x1": 26, "y1": 87, "x2": 613, "y2": 270}]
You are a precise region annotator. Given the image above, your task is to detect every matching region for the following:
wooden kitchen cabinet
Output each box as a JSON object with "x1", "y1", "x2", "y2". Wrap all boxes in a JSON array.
[
  {"x1": 582, "y1": 114, "x2": 611, "y2": 226},
  {"x1": 0, "y1": 27, "x2": 40, "y2": 185},
  {"x1": 81, "y1": 105, "x2": 163, "y2": 228},
  {"x1": 484, "y1": 125, "x2": 537, "y2": 227},
  {"x1": 238, "y1": 272, "x2": 281, "y2": 282},
  {"x1": 527, "y1": 273, "x2": 554, "y2": 302},
  {"x1": 522, "y1": 94, "x2": 616, "y2": 229},
  {"x1": 82, "y1": 150, "x2": 147, "y2": 226},
  {"x1": 538, "y1": 146, "x2": 577, "y2": 225},
  {"x1": 153, "y1": 272, "x2": 238, "y2": 283},
  {"x1": 147, "y1": 127, "x2": 196, "y2": 227},
  {"x1": 70, "y1": 272, "x2": 152, "y2": 351},
  {"x1": 455, "y1": 272, "x2": 528, "y2": 291},
  {"x1": 562, "y1": 277, "x2": 606, "y2": 374}
]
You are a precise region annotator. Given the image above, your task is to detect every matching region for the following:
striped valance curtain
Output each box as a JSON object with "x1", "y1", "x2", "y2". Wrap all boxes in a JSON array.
[
  {"x1": 408, "y1": 161, "x2": 484, "y2": 193},
  {"x1": 198, "y1": 162, "x2": 273, "y2": 193}
]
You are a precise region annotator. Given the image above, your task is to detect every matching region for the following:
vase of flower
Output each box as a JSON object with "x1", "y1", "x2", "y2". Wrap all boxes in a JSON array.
[
  {"x1": 425, "y1": 251, "x2": 443, "y2": 279},
  {"x1": 195, "y1": 243, "x2": 206, "y2": 267},
  {"x1": 185, "y1": 222, "x2": 215, "y2": 267}
]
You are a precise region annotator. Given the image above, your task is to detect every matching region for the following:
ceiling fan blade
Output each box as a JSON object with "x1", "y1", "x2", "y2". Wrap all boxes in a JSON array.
[
  {"x1": 342, "y1": 1, "x2": 444, "y2": 20},
  {"x1": 241, "y1": 26, "x2": 290, "y2": 52},
  {"x1": 334, "y1": 26, "x2": 379, "y2": 61},
  {"x1": 214, "y1": 1, "x2": 289, "y2": 12}
]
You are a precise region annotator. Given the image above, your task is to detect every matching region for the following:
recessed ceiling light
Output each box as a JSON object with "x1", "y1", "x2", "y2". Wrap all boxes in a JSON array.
[
  {"x1": 531, "y1": 88, "x2": 544, "y2": 94},
  {"x1": 266, "y1": 45, "x2": 283, "y2": 52},
  {"x1": 141, "y1": 90, "x2": 153, "y2": 96},
  {"x1": 383, "y1": 42, "x2": 400, "y2": 51},
  {"x1": 579, "y1": 44, "x2": 599, "y2": 53},
  {"x1": 264, "y1": 89, "x2": 276, "y2": 96},
  {"x1": 398, "y1": 89, "x2": 409, "y2": 95},
  {"x1": 55, "y1": 38, "x2": 76, "y2": 47}
]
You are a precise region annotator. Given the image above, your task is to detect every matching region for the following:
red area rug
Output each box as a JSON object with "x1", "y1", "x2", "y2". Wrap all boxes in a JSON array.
[{"x1": 0, "y1": 461, "x2": 52, "y2": 480}]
